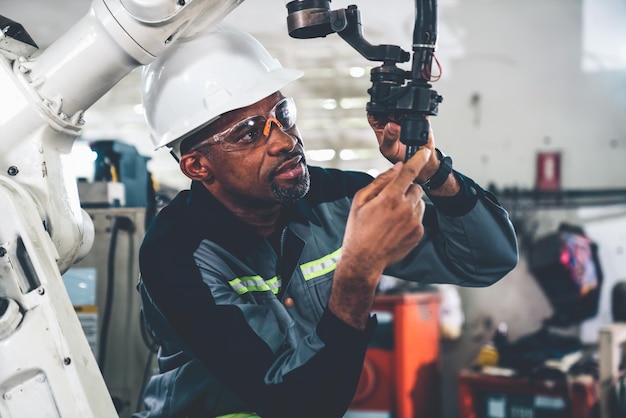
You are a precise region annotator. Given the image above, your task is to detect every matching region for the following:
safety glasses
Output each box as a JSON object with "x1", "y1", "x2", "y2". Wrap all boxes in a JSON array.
[{"x1": 190, "y1": 97, "x2": 297, "y2": 152}]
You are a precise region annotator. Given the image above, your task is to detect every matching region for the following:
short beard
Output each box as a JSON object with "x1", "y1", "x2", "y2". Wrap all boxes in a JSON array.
[{"x1": 271, "y1": 166, "x2": 310, "y2": 204}]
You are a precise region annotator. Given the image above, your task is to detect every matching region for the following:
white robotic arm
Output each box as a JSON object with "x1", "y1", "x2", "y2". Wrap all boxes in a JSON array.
[{"x1": 0, "y1": 1, "x2": 244, "y2": 415}]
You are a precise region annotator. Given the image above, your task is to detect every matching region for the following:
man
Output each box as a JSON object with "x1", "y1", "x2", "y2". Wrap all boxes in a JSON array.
[{"x1": 136, "y1": 25, "x2": 518, "y2": 418}]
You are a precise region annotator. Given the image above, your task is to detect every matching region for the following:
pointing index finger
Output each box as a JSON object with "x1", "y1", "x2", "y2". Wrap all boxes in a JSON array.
[
  {"x1": 388, "y1": 147, "x2": 432, "y2": 193},
  {"x1": 355, "y1": 162, "x2": 403, "y2": 203}
]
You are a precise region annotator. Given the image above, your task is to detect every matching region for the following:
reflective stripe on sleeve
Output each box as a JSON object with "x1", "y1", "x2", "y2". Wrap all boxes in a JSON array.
[
  {"x1": 300, "y1": 247, "x2": 342, "y2": 281},
  {"x1": 229, "y1": 275, "x2": 281, "y2": 295}
]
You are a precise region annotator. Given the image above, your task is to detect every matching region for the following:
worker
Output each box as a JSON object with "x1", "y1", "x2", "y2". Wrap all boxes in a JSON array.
[{"x1": 135, "y1": 24, "x2": 518, "y2": 418}]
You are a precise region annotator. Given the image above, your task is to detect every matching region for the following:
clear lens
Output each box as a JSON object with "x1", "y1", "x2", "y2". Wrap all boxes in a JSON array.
[
  {"x1": 218, "y1": 97, "x2": 297, "y2": 151},
  {"x1": 221, "y1": 116, "x2": 266, "y2": 149},
  {"x1": 275, "y1": 97, "x2": 297, "y2": 129}
]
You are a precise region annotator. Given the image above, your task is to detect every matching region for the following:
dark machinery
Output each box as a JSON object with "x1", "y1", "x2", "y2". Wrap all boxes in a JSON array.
[{"x1": 286, "y1": 0, "x2": 444, "y2": 161}]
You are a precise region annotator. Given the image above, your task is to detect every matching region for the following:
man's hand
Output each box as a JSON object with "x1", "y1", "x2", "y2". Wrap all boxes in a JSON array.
[
  {"x1": 367, "y1": 113, "x2": 460, "y2": 196},
  {"x1": 329, "y1": 147, "x2": 431, "y2": 329},
  {"x1": 367, "y1": 113, "x2": 440, "y2": 183}
]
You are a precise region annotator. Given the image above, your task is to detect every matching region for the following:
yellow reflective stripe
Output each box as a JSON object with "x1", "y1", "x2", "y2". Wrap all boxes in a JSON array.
[
  {"x1": 229, "y1": 276, "x2": 281, "y2": 295},
  {"x1": 300, "y1": 247, "x2": 342, "y2": 281},
  {"x1": 266, "y1": 276, "x2": 280, "y2": 293},
  {"x1": 215, "y1": 414, "x2": 260, "y2": 418}
]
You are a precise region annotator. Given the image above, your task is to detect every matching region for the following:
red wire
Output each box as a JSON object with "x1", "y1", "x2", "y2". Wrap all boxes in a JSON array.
[{"x1": 421, "y1": 52, "x2": 443, "y2": 82}]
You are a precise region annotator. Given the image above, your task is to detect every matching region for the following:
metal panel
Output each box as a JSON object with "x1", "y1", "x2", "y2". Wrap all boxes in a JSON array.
[{"x1": 66, "y1": 207, "x2": 157, "y2": 418}]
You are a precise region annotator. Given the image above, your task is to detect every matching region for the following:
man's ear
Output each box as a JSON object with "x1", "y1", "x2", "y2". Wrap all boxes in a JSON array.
[{"x1": 179, "y1": 152, "x2": 214, "y2": 182}]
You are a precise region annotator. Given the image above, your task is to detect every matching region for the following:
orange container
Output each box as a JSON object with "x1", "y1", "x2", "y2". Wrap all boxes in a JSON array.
[{"x1": 348, "y1": 291, "x2": 441, "y2": 418}]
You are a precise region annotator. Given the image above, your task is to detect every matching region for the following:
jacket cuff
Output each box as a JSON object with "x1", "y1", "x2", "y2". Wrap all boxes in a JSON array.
[
  {"x1": 426, "y1": 171, "x2": 482, "y2": 217},
  {"x1": 317, "y1": 309, "x2": 377, "y2": 350}
]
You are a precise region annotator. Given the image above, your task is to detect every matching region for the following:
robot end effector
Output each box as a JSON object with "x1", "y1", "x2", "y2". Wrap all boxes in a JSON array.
[{"x1": 285, "y1": 0, "x2": 444, "y2": 161}]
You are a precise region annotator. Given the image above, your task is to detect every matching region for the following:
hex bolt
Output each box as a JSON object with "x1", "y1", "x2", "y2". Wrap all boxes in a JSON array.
[
  {"x1": 37, "y1": 287, "x2": 45, "y2": 295},
  {"x1": 0, "y1": 247, "x2": 6, "y2": 257},
  {"x1": 7, "y1": 166, "x2": 18, "y2": 176},
  {"x1": 63, "y1": 357, "x2": 71, "y2": 365}
]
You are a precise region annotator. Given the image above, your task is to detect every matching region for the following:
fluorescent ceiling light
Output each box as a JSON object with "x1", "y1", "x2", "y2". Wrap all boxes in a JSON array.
[
  {"x1": 340, "y1": 97, "x2": 369, "y2": 109},
  {"x1": 321, "y1": 99, "x2": 337, "y2": 110},
  {"x1": 307, "y1": 149, "x2": 336, "y2": 161},
  {"x1": 349, "y1": 67, "x2": 366, "y2": 78},
  {"x1": 339, "y1": 149, "x2": 358, "y2": 160}
]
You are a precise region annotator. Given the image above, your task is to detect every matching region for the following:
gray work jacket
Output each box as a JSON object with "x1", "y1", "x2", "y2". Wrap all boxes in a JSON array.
[{"x1": 135, "y1": 165, "x2": 518, "y2": 418}]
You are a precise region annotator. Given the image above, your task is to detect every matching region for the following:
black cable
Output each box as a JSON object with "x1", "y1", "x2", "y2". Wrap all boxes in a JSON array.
[
  {"x1": 98, "y1": 216, "x2": 134, "y2": 371},
  {"x1": 135, "y1": 310, "x2": 160, "y2": 413}
]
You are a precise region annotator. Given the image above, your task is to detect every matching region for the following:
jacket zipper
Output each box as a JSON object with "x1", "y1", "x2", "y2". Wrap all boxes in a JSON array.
[{"x1": 277, "y1": 226, "x2": 288, "y2": 296}]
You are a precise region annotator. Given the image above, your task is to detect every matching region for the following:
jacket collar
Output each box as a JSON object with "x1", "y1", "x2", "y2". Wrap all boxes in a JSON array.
[{"x1": 185, "y1": 180, "x2": 320, "y2": 255}]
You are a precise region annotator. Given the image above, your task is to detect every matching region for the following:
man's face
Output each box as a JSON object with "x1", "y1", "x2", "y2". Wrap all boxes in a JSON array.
[{"x1": 201, "y1": 92, "x2": 310, "y2": 207}]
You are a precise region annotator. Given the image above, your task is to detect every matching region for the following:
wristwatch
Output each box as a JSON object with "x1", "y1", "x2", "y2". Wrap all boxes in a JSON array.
[{"x1": 420, "y1": 148, "x2": 453, "y2": 192}]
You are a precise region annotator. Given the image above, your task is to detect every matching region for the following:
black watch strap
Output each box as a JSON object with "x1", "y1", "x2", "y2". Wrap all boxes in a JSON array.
[{"x1": 420, "y1": 149, "x2": 453, "y2": 192}]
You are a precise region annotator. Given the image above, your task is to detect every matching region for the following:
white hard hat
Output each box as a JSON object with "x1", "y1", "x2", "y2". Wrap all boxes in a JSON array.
[{"x1": 141, "y1": 24, "x2": 303, "y2": 159}]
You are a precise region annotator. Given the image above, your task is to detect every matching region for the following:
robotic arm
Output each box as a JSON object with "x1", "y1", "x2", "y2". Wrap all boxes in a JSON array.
[{"x1": 0, "y1": 1, "x2": 244, "y2": 416}]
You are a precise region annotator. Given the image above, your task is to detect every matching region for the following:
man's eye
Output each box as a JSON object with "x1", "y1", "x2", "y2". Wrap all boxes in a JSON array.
[
  {"x1": 233, "y1": 128, "x2": 261, "y2": 144},
  {"x1": 228, "y1": 119, "x2": 262, "y2": 144}
]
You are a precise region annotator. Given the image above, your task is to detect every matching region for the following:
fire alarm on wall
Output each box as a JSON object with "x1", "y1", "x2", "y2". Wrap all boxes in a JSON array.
[{"x1": 535, "y1": 152, "x2": 561, "y2": 191}]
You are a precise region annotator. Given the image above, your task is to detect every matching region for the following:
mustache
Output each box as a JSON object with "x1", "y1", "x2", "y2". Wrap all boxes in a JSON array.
[{"x1": 270, "y1": 149, "x2": 307, "y2": 178}]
